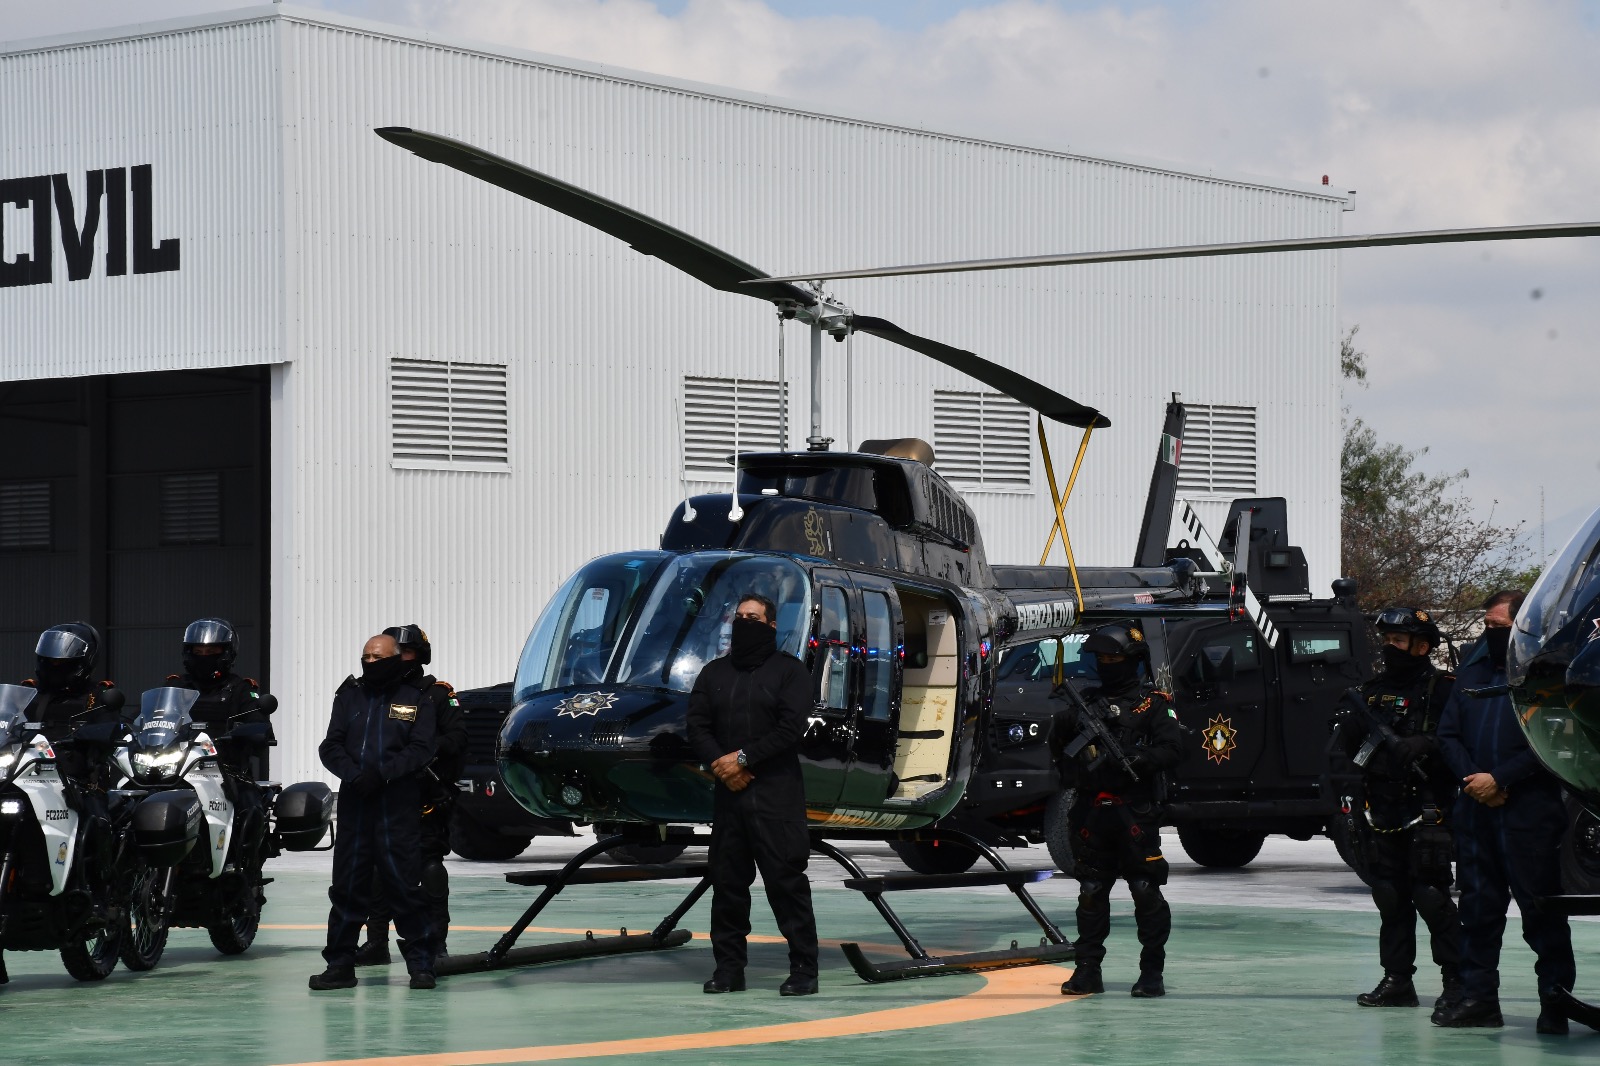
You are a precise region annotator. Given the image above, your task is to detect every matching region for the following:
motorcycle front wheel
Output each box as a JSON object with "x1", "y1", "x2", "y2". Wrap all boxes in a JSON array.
[
  {"x1": 60, "y1": 917, "x2": 122, "y2": 981},
  {"x1": 119, "y1": 864, "x2": 172, "y2": 971},
  {"x1": 207, "y1": 876, "x2": 262, "y2": 955}
]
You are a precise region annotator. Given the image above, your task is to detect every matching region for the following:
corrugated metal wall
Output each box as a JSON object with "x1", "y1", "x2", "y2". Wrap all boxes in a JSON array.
[
  {"x1": 6, "y1": 11, "x2": 1344, "y2": 785},
  {"x1": 0, "y1": 20, "x2": 284, "y2": 376}
]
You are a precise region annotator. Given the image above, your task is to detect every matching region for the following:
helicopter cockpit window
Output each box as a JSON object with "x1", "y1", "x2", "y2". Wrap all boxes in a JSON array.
[
  {"x1": 1519, "y1": 510, "x2": 1600, "y2": 644},
  {"x1": 738, "y1": 467, "x2": 879, "y2": 511},
  {"x1": 615, "y1": 553, "x2": 811, "y2": 693},
  {"x1": 514, "y1": 552, "x2": 669, "y2": 702},
  {"x1": 816, "y1": 585, "x2": 851, "y2": 711}
]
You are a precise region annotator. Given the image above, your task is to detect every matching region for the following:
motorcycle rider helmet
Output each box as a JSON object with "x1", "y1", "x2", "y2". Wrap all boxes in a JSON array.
[
  {"x1": 1373, "y1": 606, "x2": 1441, "y2": 648},
  {"x1": 34, "y1": 622, "x2": 100, "y2": 691},
  {"x1": 383, "y1": 623, "x2": 432, "y2": 666},
  {"x1": 182, "y1": 618, "x2": 238, "y2": 684}
]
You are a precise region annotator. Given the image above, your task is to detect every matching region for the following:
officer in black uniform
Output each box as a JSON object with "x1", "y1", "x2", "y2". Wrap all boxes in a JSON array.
[
  {"x1": 687, "y1": 592, "x2": 819, "y2": 997},
  {"x1": 1056, "y1": 621, "x2": 1184, "y2": 998},
  {"x1": 310, "y1": 633, "x2": 438, "y2": 991},
  {"x1": 22, "y1": 622, "x2": 125, "y2": 781},
  {"x1": 355, "y1": 623, "x2": 465, "y2": 964},
  {"x1": 1330, "y1": 606, "x2": 1461, "y2": 1010},
  {"x1": 165, "y1": 618, "x2": 274, "y2": 875}
]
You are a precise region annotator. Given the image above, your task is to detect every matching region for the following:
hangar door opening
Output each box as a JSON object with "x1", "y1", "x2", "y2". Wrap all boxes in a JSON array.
[{"x1": 0, "y1": 368, "x2": 270, "y2": 692}]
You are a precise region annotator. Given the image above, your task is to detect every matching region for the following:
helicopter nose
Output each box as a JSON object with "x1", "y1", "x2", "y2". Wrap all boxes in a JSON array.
[{"x1": 1568, "y1": 638, "x2": 1600, "y2": 724}]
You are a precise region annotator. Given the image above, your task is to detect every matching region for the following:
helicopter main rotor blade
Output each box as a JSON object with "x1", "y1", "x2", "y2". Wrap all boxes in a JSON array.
[
  {"x1": 851, "y1": 316, "x2": 1108, "y2": 428},
  {"x1": 754, "y1": 221, "x2": 1600, "y2": 284},
  {"x1": 374, "y1": 127, "x2": 817, "y2": 306}
]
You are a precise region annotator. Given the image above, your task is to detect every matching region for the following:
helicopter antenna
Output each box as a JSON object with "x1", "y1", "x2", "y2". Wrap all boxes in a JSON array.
[
  {"x1": 728, "y1": 391, "x2": 745, "y2": 523},
  {"x1": 776, "y1": 312, "x2": 788, "y2": 450},
  {"x1": 846, "y1": 329, "x2": 855, "y2": 453}
]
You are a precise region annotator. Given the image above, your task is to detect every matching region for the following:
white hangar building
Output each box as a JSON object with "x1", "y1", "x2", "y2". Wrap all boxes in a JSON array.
[{"x1": 0, "y1": 5, "x2": 1349, "y2": 785}]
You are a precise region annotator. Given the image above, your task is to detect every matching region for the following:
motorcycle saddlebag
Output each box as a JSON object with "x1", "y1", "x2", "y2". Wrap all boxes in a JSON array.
[
  {"x1": 275, "y1": 781, "x2": 334, "y2": 851},
  {"x1": 132, "y1": 791, "x2": 203, "y2": 866}
]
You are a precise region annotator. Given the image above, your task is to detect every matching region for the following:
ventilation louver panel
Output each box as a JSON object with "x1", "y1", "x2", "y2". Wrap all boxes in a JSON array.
[
  {"x1": 682, "y1": 377, "x2": 788, "y2": 478},
  {"x1": 391, "y1": 358, "x2": 509, "y2": 467},
  {"x1": 1176, "y1": 404, "x2": 1257, "y2": 495},
  {"x1": 933, "y1": 390, "x2": 1032, "y2": 489},
  {"x1": 160, "y1": 472, "x2": 222, "y2": 545},
  {"x1": 0, "y1": 481, "x2": 51, "y2": 551}
]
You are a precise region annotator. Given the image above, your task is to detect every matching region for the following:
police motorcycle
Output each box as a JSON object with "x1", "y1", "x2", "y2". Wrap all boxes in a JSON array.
[
  {"x1": 111, "y1": 686, "x2": 334, "y2": 969},
  {"x1": 0, "y1": 682, "x2": 135, "y2": 983}
]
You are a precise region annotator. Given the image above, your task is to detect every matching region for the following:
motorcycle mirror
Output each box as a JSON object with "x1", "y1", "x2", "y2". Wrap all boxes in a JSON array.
[
  {"x1": 255, "y1": 694, "x2": 279, "y2": 716},
  {"x1": 101, "y1": 688, "x2": 126, "y2": 713}
]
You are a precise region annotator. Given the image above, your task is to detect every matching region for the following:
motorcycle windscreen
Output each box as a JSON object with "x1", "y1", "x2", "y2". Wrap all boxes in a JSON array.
[
  {"x1": 0, "y1": 683, "x2": 34, "y2": 745},
  {"x1": 135, "y1": 686, "x2": 201, "y2": 744}
]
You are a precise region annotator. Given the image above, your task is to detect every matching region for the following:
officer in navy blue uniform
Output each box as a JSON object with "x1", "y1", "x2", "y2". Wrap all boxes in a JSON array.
[
  {"x1": 687, "y1": 592, "x2": 819, "y2": 997},
  {"x1": 309, "y1": 633, "x2": 438, "y2": 991},
  {"x1": 1435, "y1": 590, "x2": 1576, "y2": 1033}
]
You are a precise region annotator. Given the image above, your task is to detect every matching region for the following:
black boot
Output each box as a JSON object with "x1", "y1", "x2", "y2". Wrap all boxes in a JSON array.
[
  {"x1": 1432, "y1": 998, "x2": 1503, "y2": 1028},
  {"x1": 702, "y1": 971, "x2": 746, "y2": 994},
  {"x1": 1131, "y1": 973, "x2": 1166, "y2": 998},
  {"x1": 1435, "y1": 968, "x2": 1465, "y2": 1011},
  {"x1": 1062, "y1": 964, "x2": 1104, "y2": 995},
  {"x1": 409, "y1": 971, "x2": 437, "y2": 990},
  {"x1": 779, "y1": 974, "x2": 819, "y2": 997},
  {"x1": 353, "y1": 939, "x2": 392, "y2": 966},
  {"x1": 1538, "y1": 991, "x2": 1570, "y2": 1036},
  {"x1": 308, "y1": 965, "x2": 358, "y2": 991},
  {"x1": 1357, "y1": 973, "x2": 1418, "y2": 1007}
]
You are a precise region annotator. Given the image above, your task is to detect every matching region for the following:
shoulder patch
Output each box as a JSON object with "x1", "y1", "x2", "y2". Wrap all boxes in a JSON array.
[
  {"x1": 165, "y1": 673, "x2": 182, "y2": 683},
  {"x1": 1168, "y1": 708, "x2": 1177, "y2": 718},
  {"x1": 244, "y1": 677, "x2": 259, "y2": 687},
  {"x1": 99, "y1": 679, "x2": 116, "y2": 688}
]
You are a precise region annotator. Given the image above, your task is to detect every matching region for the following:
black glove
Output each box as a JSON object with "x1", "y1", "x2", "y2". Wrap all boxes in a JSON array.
[
  {"x1": 347, "y1": 768, "x2": 383, "y2": 796},
  {"x1": 1390, "y1": 736, "x2": 1431, "y2": 762}
]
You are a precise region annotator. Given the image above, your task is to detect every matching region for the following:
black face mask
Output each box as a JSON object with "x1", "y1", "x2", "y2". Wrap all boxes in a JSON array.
[
  {"x1": 35, "y1": 659, "x2": 84, "y2": 693},
  {"x1": 361, "y1": 654, "x2": 408, "y2": 689},
  {"x1": 184, "y1": 654, "x2": 226, "y2": 687},
  {"x1": 1380, "y1": 644, "x2": 1428, "y2": 679},
  {"x1": 1484, "y1": 627, "x2": 1511, "y2": 669},
  {"x1": 1095, "y1": 657, "x2": 1141, "y2": 692},
  {"x1": 730, "y1": 617, "x2": 778, "y2": 670}
]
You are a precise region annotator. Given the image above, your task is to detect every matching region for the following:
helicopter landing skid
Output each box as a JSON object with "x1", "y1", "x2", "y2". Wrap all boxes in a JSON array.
[
  {"x1": 815, "y1": 832, "x2": 1076, "y2": 983},
  {"x1": 434, "y1": 833, "x2": 711, "y2": 978}
]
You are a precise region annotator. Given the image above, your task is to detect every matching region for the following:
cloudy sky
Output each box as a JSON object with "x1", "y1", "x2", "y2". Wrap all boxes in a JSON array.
[{"x1": 9, "y1": 0, "x2": 1599, "y2": 557}]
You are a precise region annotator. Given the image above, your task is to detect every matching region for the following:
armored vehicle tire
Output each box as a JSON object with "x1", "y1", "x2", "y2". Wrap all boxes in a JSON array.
[
  {"x1": 449, "y1": 809, "x2": 533, "y2": 862},
  {"x1": 119, "y1": 864, "x2": 171, "y2": 971},
  {"x1": 1042, "y1": 789, "x2": 1079, "y2": 873},
  {"x1": 890, "y1": 838, "x2": 981, "y2": 875},
  {"x1": 1560, "y1": 794, "x2": 1600, "y2": 894},
  {"x1": 604, "y1": 841, "x2": 689, "y2": 865},
  {"x1": 61, "y1": 919, "x2": 122, "y2": 981},
  {"x1": 1176, "y1": 824, "x2": 1266, "y2": 869}
]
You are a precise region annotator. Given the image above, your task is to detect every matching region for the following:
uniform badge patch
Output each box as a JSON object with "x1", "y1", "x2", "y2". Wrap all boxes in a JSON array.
[
  {"x1": 1203, "y1": 715, "x2": 1238, "y2": 764},
  {"x1": 389, "y1": 704, "x2": 418, "y2": 721},
  {"x1": 556, "y1": 691, "x2": 618, "y2": 718}
]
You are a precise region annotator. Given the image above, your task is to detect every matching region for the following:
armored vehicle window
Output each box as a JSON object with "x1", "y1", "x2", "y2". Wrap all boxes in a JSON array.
[
  {"x1": 998, "y1": 636, "x2": 1095, "y2": 683},
  {"x1": 1186, "y1": 629, "x2": 1260, "y2": 679},
  {"x1": 1288, "y1": 631, "x2": 1350, "y2": 665},
  {"x1": 862, "y1": 590, "x2": 894, "y2": 721}
]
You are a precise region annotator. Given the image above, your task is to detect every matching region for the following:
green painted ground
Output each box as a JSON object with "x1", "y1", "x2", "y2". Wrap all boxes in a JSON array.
[{"x1": 2, "y1": 869, "x2": 1595, "y2": 1065}]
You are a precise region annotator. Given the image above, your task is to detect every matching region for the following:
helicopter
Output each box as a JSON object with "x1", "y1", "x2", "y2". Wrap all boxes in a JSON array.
[{"x1": 376, "y1": 127, "x2": 1599, "y2": 983}]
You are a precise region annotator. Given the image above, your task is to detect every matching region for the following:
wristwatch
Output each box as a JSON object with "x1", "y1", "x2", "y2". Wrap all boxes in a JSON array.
[{"x1": 736, "y1": 750, "x2": 748, "y2": 768}]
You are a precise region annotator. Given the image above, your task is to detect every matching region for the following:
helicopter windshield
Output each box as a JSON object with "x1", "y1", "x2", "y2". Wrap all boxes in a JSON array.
[
  {"x1": 134, "y1": 687, "x2": 200, "y2": 742},
  {"x1": 514, "y1": 552, "x2": 671, "y2": 702},
  {"x1": 0, "y1": 683, "x2": 35, "y2": 746},
  {"x1": 615, "y1": 553, "x2": 812, "y2": 693},
  {"x1": 1518, "y1": 508, "x2": 1600, "y2": 648}
]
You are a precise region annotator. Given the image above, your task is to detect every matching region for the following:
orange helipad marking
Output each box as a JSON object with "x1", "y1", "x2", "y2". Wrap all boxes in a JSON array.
[{"x1": 270, "y1": 962, "x2": 1073, "y2": 1066}]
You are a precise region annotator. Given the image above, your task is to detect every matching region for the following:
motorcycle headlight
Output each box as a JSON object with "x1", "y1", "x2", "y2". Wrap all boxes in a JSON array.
[
  {"x1": 131, "y1": 749, "x2": 184, "y2": 782},
  {"x1": 0, "y1": 796, "x2": 23, "y2": 817},
  {"x1": 0, "y1": 749, "x2": 16, "y2": 785}
]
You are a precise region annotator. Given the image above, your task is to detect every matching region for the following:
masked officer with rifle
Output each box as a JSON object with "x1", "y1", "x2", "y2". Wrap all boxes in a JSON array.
[
  {"x1": 1054, "y1": 621, "x2": 1183, "y2": 999},
  {"x1": 1330, "y1": 607, "x2": 1460, "y2": 1011}
]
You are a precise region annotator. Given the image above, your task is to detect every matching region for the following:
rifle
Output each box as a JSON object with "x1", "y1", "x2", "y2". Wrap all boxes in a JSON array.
[
  {"x1": 1052, "y1": 680, "x2": 1140, "y2": 782},
  {"x1": 1337, "y1": 687, "x2": 1425, "y2": 779}
]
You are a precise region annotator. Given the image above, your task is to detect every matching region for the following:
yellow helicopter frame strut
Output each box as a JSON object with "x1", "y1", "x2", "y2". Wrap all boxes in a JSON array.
[{"x1": 1037, "y1": 416, "x2": 1095, "y2": 615}]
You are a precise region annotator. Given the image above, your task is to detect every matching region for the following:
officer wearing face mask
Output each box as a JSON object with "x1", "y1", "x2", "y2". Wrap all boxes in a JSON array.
[
  {"x1": 22, "y1": 622, "x2": 125, "y2": 781},
  {"x1": 686, "y1": 593, "x2": 818, "y2": 998},
  {"x1": 1330, "y1": 607, "x2": 1460, "y2": 1012},
  {"x1": 1435, "y1": 590, "x2": 1576, "y2": 1033},
  {"x1": 166, "y1": 619, "x2": 270, "y2": 774},
  {"x1": 1055, "y1": 621, "x2": 1184, "y2": 1000},
  {"x1": 310, "y1": 633, "x2": 438, "y2": 992}
]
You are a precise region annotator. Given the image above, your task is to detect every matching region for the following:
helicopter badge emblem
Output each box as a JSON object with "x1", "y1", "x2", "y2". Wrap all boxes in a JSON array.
[
  {"x1": 1203, "y1": 715, "x2": 1238, "y2": 764},
  {"x1": 556, "y1": 691, "x2": 619, "y2": 719}
]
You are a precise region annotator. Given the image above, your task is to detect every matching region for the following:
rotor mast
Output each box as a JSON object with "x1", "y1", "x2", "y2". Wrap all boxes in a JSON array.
[{"x1": 778, "y1": 283, "x2": 852, "y2": 452}]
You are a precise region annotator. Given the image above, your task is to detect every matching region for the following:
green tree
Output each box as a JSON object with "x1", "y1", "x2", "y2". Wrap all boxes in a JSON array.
[{"x1": 1339, "y1": 327, "x2": 1531, "y2": 646}]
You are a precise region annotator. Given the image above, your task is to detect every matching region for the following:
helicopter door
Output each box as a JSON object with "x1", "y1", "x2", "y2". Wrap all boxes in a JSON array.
[
  {"x1": 803, "y1": 574, "x2": 857, "y2": 811},
  {"x1": 836, "y1": 577, "x2": 903, "y2": 809}
]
